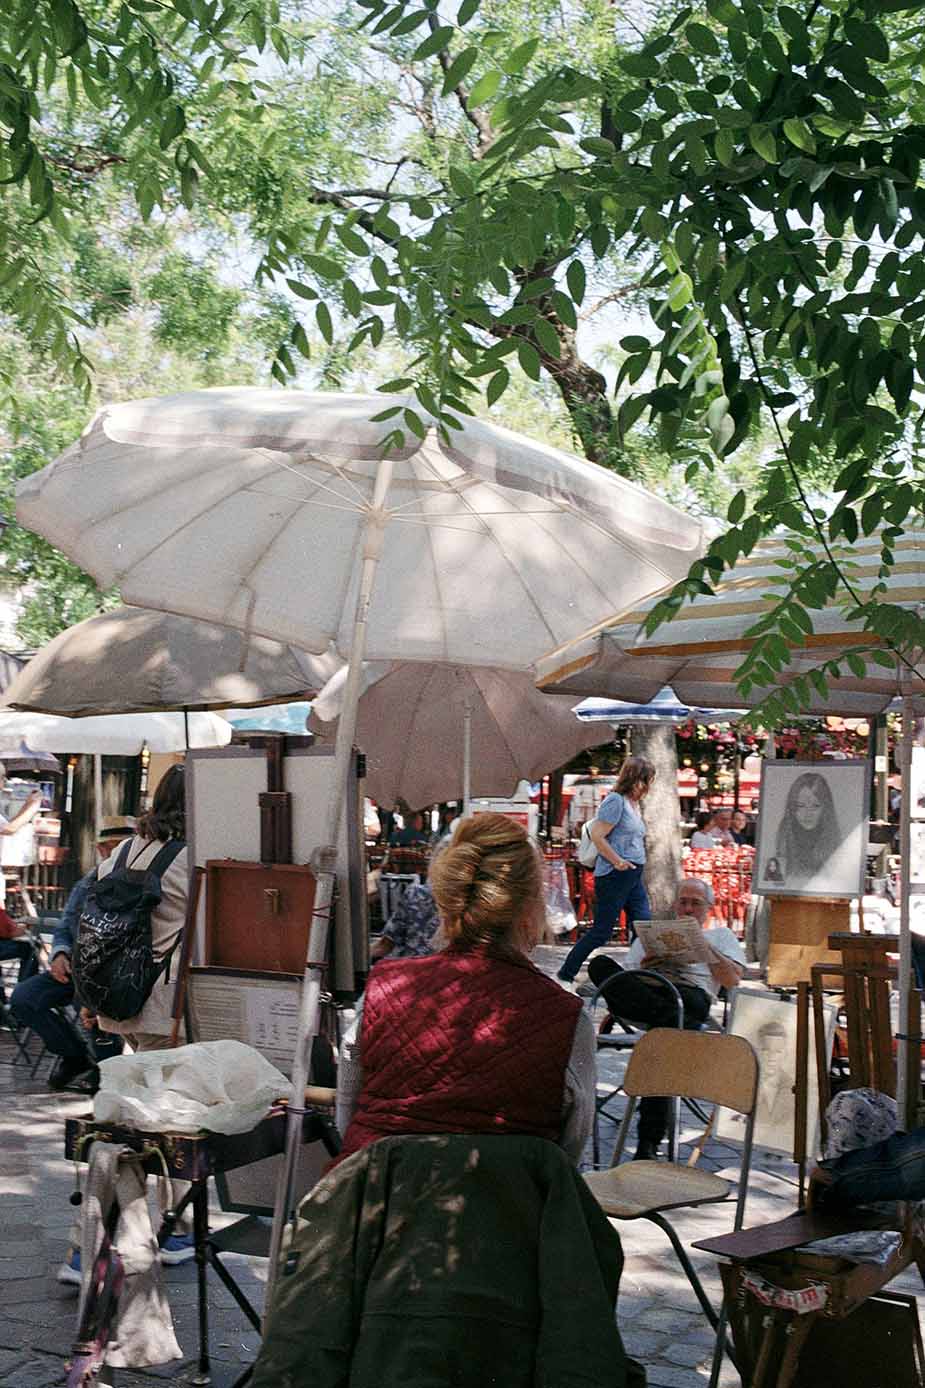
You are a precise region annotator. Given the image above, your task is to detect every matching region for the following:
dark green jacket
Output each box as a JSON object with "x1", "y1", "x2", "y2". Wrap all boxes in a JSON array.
[{"x1": 252, "y1": 1133, "x2": 640, "y2": 1388}]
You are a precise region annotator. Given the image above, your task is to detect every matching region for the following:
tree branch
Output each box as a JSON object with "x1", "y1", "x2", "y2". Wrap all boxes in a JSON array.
[
  {"x1": 302, "y1": 190, "x2": 621, "y2": 468},
  {"x1": 426, "y1": 15, "x2": 495, "y2": 157}
]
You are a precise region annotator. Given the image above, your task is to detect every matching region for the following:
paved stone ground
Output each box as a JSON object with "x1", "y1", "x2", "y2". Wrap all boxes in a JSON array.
[{"x1": 2, "y1": 944, "x2": 923, "y2": 1386}]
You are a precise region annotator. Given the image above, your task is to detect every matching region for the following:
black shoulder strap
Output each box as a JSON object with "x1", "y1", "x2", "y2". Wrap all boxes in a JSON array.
[
  {"x1": 145, "y1": 838, "x2": 186, "y2": 882},
  {"x1": 108, "y1": 839, "x2": 135, "y2": 875}
]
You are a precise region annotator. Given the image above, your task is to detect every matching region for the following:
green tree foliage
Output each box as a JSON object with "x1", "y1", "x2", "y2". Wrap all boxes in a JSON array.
[
  {"x1": 237, "y1": 0, "x2": 925, "y2": 712},
  {"x1": 0, "y1": 218, "x2": 282, "y2": 645},
  {"x1": 4, "y1": 0, "x2": 925, "y2": 709}
]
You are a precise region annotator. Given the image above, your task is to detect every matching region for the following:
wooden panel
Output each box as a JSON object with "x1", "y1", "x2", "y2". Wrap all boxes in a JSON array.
[
  {"x1": 205, "y1": 859, "x2": 317, "y2": 973},
  {"x1": 767, "y1": 897, "x2": 848, "y2": 986}
]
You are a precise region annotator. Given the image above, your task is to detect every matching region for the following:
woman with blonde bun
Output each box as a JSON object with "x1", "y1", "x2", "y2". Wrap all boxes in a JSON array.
[{"x1": 335, "y1": 813, "x2": 596, "y2": 1165}]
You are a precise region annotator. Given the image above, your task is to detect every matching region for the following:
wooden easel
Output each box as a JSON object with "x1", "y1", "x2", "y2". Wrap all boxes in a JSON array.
[
  {"x1": 793, "y1": 933, "x2": 896, "y2": 1201},
  {"x1": 695, "y1": 1207, "x2": 925, "y2": 1388}
]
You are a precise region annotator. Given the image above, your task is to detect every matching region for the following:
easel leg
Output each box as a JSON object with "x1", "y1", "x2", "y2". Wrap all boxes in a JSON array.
[
  {"x1": 775, "y1": 1310, "x2": 817, "y2": 1388},
  {"x1": 189, "y1": 1181, "x2": 211, "y2": 1386}
]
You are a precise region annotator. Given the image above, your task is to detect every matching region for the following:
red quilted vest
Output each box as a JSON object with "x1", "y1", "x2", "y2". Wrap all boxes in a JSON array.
[{"x1": 338, "y1": 946, "x2": 582, "y2": 1163}]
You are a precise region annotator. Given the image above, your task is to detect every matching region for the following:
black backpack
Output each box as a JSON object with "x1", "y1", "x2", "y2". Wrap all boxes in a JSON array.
[{"x1": 73, "y1": 837, "x2": 186, "y2": 1022}]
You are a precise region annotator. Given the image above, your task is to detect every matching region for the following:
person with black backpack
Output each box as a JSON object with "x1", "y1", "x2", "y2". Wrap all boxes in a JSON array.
[
  {"x1": 75, "y1": 764, "x2": 188, "y2": 1046},
  {"x1": 61, "y1": 765, "x2": 194, "y2": 1285}
]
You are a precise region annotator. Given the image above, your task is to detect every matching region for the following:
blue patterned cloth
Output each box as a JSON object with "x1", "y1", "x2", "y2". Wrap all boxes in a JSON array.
[{"x1": 380, "y1": 885, "x2": 438, "y2": 959}]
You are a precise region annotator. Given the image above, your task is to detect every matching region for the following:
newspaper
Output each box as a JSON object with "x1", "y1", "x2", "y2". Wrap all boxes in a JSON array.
[{"x1": 635, "y1": 917, "x2": 712, "y2": 965}]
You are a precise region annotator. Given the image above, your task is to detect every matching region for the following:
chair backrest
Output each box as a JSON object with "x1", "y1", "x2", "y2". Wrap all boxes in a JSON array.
[
  {"x1": 386, "y1": 846, "x2": 431, "y2": 875},
  {"x1": 623, "y1": 1028, "x2": 758, "y2": 1115}
]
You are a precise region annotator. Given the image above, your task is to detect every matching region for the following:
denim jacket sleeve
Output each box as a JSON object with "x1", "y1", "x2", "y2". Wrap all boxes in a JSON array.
[{"x1": 51, "y1": 870, "x2": 95, "y2": 958}]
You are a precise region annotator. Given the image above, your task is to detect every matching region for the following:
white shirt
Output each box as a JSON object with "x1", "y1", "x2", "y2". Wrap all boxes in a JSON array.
[
  {"x1": 690, "y1": 831, "x2": 719, "y2": 849},
  {"x1": 627, "y1": 925, "x2": 746, "y2": 1000}
]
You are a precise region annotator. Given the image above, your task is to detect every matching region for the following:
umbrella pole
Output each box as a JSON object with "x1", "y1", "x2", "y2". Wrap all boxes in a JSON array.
[
  {"x1": 266, "y1": 455, "x2": 395, "y2": 1301},
  {"x1": 898, "y1": 694, "x2": 914, "y2": 1127},
  {"x1": 462, "y1": 699, "x2": 472, "y2": 817},
  {"x1": 93, "y1": 753, "x2": 103, "y2": 841}
]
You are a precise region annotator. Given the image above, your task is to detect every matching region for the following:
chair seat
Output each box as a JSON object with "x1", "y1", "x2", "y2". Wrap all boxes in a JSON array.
[
  {"x1": 597, "y1": 1030, "x2": 646, "y2": 1050},
  {"x1": 584, "y1": 1161, "x2": 729, "y2": 1218}
]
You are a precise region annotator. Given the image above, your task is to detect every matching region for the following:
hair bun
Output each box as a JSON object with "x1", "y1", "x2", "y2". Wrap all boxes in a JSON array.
[
  {"x1": 429, "y1": 812, "x2": 545, "y2": 953},
  {"x1": 430, "y1": 842, "x2": 482, "y2": 919}
]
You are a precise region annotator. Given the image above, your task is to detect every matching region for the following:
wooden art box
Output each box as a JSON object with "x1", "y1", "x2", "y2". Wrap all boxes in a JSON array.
[{"x1": 204, "y1": 858, "x2": 317, "y2": 974}]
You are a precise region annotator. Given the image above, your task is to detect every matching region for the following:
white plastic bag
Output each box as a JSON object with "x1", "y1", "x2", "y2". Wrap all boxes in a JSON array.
[
  {"x1": 94, "y1": 1039, "x2": 290, "y2": 1134},
  {"x1": 543, "y1": 858, "x2": 578, "y2": 936}
]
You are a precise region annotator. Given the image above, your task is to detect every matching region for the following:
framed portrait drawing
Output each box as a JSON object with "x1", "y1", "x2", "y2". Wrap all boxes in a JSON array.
[
  {"x1": 753, "y1": 759, "x2": 870, "y2": 899},
  {"x1": 715, "y1": 989, "x2": 837, "y2": 1157}
]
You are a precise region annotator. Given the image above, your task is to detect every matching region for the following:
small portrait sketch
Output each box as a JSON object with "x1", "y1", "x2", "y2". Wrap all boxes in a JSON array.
[
  {"x1": 715, "y1": 989, "x2": 837, "y2": 1156},
  {"x1": 754, "y1": 761, "x2": 869, "y2": 899}
]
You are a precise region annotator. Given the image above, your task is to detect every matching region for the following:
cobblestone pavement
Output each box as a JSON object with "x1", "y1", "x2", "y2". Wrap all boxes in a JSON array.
[{"x1": 1, "y1": 944, "x2": 923, "y2": 1386}]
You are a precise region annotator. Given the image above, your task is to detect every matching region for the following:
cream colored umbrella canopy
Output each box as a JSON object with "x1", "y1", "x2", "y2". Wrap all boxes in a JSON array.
[
  {"x1": 537, "y1": 531, "x2": 925, "y2": 715},
  {"x1": 310, "y1": 661, "x2": 610, "y2": 810},
  {"x1": 0, "y1": 708, "x2": 232, "y2": 754},
  {"x1": 16, "y1": 388, "x2": 704, "y2": 668},
  {"x1": 1, "y1": 605, "x2": 340, "y2": 717}
]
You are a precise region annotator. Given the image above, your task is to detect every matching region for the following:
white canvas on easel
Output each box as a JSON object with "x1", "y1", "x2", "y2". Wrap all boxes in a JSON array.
[
  {"x1": 186, "y1": 744, "x2": 367, "y2": 997},
  {"x1": 715, "y1": 988, "x2": 837, "y2": 1157}
]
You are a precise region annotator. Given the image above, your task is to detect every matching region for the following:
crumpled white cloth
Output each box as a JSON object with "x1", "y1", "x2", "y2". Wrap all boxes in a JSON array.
[
  {"x1": 78, "y1": 1142, "x2": 182, "y2": 1369},
  {"x1": 94, "y1": 1039, "x2": 289, "y2": 1133}
]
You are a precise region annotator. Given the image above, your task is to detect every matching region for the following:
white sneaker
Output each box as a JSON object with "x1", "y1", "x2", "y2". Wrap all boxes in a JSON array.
[
  {"x1": 555, "y1": 976, "x2": 578, "y2": 994},
  {"x1": 57, "y1": 1247, "x2": 82, "y2": 1286}
]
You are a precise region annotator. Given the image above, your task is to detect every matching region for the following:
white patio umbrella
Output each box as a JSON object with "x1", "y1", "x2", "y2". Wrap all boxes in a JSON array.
[
  {"x1": 310, "y1": 662, "x2": 611, "y2": 812},
  {"x1": 537, "y1": 531, "x2": 925, "y2": 1124},
  {"x1": 0, "y1": 709, "x2": 233, "y2": 755},
  {"x1": 574, "y1": 688, "x2": 746, "y2": 725},
  {"x1": 1, "y1": 606, "x2": 339, "y2": 716},
  {"x1": 0, "y1": 710, "x2": 232, "y2": 839},
  {"x1": 16, "y1": 386, "x2": 704, "y2": 1281}
]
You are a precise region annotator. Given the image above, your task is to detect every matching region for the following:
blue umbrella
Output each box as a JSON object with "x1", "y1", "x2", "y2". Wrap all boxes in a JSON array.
[
  {"x1": 225, "y1": 702, "x2": 313, "y2": 734},
  {"x1": 573, "y1": 686, "x2": 745, "y2": 725}
]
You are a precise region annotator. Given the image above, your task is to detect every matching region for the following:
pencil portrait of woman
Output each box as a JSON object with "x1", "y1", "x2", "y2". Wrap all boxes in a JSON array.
[{"x1": 774, "y1": 771, "x2": 841, "y2": 887}]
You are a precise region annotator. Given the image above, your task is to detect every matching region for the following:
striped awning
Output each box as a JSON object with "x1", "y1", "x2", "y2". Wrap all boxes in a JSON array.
[{"x1": 537, "y1": 531, "x2": 925, "y2": 715}]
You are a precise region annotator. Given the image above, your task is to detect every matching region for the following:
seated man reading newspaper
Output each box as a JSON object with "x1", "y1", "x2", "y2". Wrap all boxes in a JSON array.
[{"x1": 586, "y1": 877, "x2": 745, "y2": 1160}]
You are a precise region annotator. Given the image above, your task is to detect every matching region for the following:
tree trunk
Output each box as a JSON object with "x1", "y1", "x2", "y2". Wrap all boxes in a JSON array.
[{"x1": 634, "y1": 724, "x2": 682, "y2": 914}]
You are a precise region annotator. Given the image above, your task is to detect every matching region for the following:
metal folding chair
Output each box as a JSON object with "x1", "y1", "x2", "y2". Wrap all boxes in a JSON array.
[{"x1": 585, "y1": 1028, "x2": 759, "y2": 1383}]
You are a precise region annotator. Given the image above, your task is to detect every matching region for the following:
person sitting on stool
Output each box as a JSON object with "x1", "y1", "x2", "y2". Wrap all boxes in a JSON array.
[
  {"x1": 11, "y1": 817, "x2": 135, "y2": 1091},
  {"x1": 587, "y1": 876, "x2": 745, "y2": 1161}
]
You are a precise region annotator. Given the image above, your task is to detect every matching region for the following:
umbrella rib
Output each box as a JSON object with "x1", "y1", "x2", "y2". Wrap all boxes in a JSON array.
[
  {"x1": 242, "y1": 487, "x2": 367, "y2": 513},
  {"x1": 404, "y1": 456, "x2": 565, "y2": 649}
]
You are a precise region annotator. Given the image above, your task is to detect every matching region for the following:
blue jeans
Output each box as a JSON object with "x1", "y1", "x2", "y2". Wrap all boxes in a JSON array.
[
  {"x1": 557, "y1": 865, "x2": 651, "y2": 982},
  {"x1": 0, "y1": 938, "x2": 38, "y2": 984},
  {"x1": 10, "y1": 971, "x2": 122, "y2": 1061},
  {"x1": 819, "y1": 1125, "x2": 925, "y2": 1206}
]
